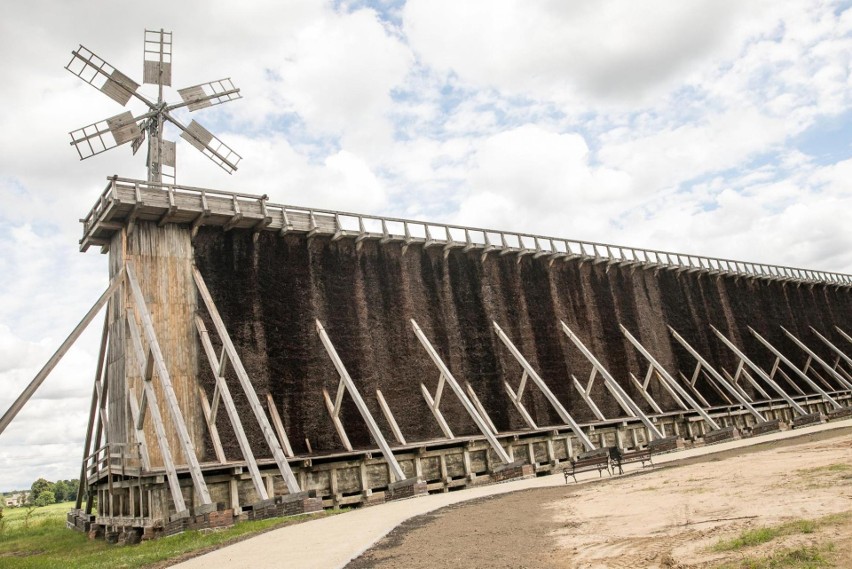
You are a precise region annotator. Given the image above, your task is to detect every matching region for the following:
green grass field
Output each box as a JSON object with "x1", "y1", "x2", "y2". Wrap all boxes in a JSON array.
[{"x1": 0, "y1": 501, "x2": 332, "y2": 569}]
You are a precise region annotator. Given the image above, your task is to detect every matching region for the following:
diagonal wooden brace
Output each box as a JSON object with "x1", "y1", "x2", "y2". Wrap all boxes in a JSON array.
[
  {"x1": 316, "y1": 320, "x2": 406, "y2": 482},
  {"x1": 411, "y1": 319, "x2": 512, "y2": 464}
]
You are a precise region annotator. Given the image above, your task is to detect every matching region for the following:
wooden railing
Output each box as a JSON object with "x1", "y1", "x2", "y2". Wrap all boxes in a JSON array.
[{"x1": 81, "y1": 177, "x2": 852, "y2": 287}]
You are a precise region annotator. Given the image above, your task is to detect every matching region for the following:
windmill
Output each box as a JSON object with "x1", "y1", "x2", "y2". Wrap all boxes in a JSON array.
[{"x1": 66, "y1": 29, "x2": 242, "y2": 184}]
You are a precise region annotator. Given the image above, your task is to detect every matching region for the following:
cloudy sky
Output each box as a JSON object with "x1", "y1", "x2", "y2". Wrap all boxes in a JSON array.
[{"x1": 2, "y1": 0, "x2": 852, "y2": 491}]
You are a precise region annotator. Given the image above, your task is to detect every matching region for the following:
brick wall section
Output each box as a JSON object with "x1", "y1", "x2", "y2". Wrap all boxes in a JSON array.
[
  {"x1": 491, "y1": 463, "x2": 535, "y2": 483},
  {"x1": 792, "y1": 413, "x2": 823, "y2": 428},
  {"x1": 385, "y1": 479, "x2": 428, "y2": 501},
  {"x1": 828, "y1": 407, "x2": 852, "y2": 420},
  {"x1": 751, "y1": 420, "x2": 781, "y2": 436},
  {"x1": 703, "y1": 426, "x2": 738, "y2": 444}
]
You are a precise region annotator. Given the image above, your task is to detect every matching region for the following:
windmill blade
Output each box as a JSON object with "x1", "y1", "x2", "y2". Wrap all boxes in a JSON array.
[
  {"x1": 69, "y1": 111, "x2": 143, "y2": 160},
  {"x1": 131, "y1": 120, "x2": 149, "y2": 155},
  {"x1": 175, "y1": 78, "x2": 241, "y2": 112},
  {"x1": 143, "y1": 29, "x2": 172, "y2": 87},
  {"x1": 66, "y1": 45, "x2": 146, "y2": 107},
  {"x1": 172, "y1": 117, "x2": 241, "y2": 174}
]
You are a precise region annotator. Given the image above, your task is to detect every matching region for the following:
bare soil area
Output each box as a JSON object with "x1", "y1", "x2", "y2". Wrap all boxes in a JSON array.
[{"x1": 348, "y1": 429, "x2": 852, "y2": 568}]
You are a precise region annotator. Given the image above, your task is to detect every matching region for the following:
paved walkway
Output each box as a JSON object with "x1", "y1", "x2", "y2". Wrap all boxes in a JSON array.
[{"x1": 171, "y1": 420, "x2": 852, "y2": 569}]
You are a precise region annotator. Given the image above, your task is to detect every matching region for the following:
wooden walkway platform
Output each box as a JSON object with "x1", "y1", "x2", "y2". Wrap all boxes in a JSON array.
[{"x1": 80, "y1": 176, "x2": 852, "y2": 288}]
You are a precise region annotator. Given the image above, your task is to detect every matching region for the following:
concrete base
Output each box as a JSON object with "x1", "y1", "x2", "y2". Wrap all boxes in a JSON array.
[{"x1": 792, "y1": 413, "x2": 824, "y2": 428}]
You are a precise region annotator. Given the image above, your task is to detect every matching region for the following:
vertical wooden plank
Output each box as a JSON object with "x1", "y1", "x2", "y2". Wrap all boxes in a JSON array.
[{"x1": 127, "y1": 261, "x2": 213, "y2": 505}]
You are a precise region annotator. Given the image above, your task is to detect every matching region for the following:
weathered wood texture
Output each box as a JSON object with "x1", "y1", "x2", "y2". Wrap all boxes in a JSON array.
[
  {"x1": 191, "y1": 229, "x2": 852, "y2": 460},
  {"x1": 109, "y1": 223, "x2": 203, "y2": 467}
]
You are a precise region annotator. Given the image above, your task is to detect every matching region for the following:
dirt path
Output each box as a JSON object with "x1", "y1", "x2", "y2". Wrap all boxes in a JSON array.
[{"x1": 348, "y1": 429, "x2": 852, "y2": 568}]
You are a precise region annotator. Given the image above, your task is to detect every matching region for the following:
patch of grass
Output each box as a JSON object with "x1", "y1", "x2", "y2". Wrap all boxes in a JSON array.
[
  {"x1": 0, "y1": 502, "x2": 338, "y2": 569},
  {"x1": 715, "y1": 527, "x2": 781, "y2": 551},
  {"x1": 712, "y1": 513, "x2": 846, "y2": 552},
  {"x1": 716, "y1": 544, "x2": 834, "y2": 568}
]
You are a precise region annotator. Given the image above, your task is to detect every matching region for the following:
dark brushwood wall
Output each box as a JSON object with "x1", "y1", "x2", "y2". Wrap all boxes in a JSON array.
[{"x1": 193, "y1": 228, "x2": 852, "y2": 459}]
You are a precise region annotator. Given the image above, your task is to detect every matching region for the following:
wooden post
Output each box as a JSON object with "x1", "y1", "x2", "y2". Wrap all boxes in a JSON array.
[
  {"x1": 0, "y1": 271, "x2": 124, "y2": 436},
  {"x1": 800, "y1": 328, "x2": 852, "y2": 390},
  {"x1": 376, "y1": 389, "x2": 406, "y2": 445},
  {"x1": 76, "y1": 311, "x2": 110, "y2": 510},
  {"x1": 266, "y1": 393, "x2": 295, "y2": 457}
]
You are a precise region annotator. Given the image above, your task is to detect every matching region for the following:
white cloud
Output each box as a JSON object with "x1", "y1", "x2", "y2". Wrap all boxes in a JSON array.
[{"x1": 402, "y1": 0, "x2": 767, "y2": 106}]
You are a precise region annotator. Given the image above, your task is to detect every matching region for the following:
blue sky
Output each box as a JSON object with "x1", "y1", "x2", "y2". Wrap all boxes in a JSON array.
[{"x1": 2, "y1": 0, "x2": 852, "y2": 491}]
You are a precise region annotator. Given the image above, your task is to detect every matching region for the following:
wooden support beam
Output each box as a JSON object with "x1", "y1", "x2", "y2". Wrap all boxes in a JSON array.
[
  {"x1": 376, "y1": 389, "x2": 406, "y2": 445},
  {"x1": 503, "y1": 380, "x2": 538, "y2": 429},
  {"x1": 0, "y1": 270, "x2": 124, "y2": 436},
  {"x1": 125, "y1": 390, "x2": 151, "y2": 469},
  {"x1": 316, "y1": 320, "x2": 406, "y2": 482},
  {"x1": 668, "y1": 326, "x2": 767, "y2": 422},
  {"x1": 421, "y1": 383, "x2": 455, "y2": 439},
  {"x1": 323, "y1": 387, "x2": 354, "y2": 451},
  {"x1": 193, "y1": 267, "x2": 301, "y2": 494},
  {"x1": 560, "y1": 321, "x2": 664, "y2": 439},
  {"x1": 195, "y1": 315, "x2": 270, "y2": 500},
  {"x1": 198, "y1": 386, "x2": 227, "y2": 463},
  {"x1": 617, "y1": 330, "x2": 722, "y2": 427},
  {"x1": 126, "y1": 262, "x2": 213, "y2": 506},
  {"x1": 411, "y1": 319, "x2": 512, "y2": 464},
  {"x1": 800, "y1": 327, "x2": 852, "y2": 391},
  {"x1": 493, "y1": 322, "x2": 595, "y2": 450},
  {"x1": 711, "y1": 326, "x2": 807, "y2": 416},
  {"x1": 77, "y1": 311, "x2": 110, "y2": 510},
  {"x1": 266, "y1": 393, "x2": 295, "y2": 457},
  {"x1": 464, "y1": 382, "x2": 498, "y2": 435},
  {"x1": 734, "y1": 359, "x2": 771, "y2": 400},
  {"x1": 571, "y1": 374, "x2": 606, "y2": 421},
  {"x1": 628, "y1": 373, "x2": 664, "y2": 415},
  {"x1": 125, "y1": 315, "x2": 188, "y2": 515}
]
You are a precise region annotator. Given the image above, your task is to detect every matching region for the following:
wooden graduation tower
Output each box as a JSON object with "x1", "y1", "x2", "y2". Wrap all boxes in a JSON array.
[{"x1": 2, "y1": 29, "x2": 852, "y2": 543}]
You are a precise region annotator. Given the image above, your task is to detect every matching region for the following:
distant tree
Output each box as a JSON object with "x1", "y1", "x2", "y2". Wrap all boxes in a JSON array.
[
  {"x1": 53, "y1": 481, "x2": 69, "y2": 502},
  {"x1": 34, "y1": 490, "x2": 55, "y2": 507},
  {"x1": 30, "y1": 478, "x2": 54, "y2": 498}
]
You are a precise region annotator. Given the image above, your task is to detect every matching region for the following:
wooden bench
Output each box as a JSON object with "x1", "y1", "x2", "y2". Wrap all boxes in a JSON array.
[
  {"x1": 609, "y1": 446, "x2": 653, "y2": 475},
  {"x1": 563, "y1": 448, "x2": 611, "y2": 483}
]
